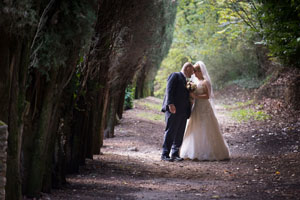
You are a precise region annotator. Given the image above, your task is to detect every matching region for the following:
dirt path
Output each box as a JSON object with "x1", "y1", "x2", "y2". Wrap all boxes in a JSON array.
[{"x1": 44, "y1": 93, "x2": 300, "y2": 200}]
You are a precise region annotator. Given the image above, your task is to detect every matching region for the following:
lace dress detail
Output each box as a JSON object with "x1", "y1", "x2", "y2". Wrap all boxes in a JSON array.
[{"x1": 180, "y1": 81, "x2": 230, "y2": 160}]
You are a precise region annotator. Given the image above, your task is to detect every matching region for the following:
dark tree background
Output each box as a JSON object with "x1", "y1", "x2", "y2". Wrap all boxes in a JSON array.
[{"x1": 0, "y1": 0, "x2": 177, "y2": 199}]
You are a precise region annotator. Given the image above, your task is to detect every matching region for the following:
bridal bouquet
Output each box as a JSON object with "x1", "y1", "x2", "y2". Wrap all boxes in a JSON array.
[{"x1": 186, "y1": 81, "x2": 197, "y2": 92}]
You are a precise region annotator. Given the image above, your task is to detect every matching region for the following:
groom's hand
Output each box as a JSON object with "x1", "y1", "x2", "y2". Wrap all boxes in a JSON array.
[{"x1": 168, "y1": 104, "x2": 176, "y2": 114}]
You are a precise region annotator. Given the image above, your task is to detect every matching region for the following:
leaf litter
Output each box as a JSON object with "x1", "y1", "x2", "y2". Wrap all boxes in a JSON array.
[{"x1": 42, "y1": 86, "x2": 299, "y2": 200}]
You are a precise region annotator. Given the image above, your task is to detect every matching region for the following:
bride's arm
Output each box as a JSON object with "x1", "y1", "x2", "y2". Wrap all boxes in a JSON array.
[
  {"x1": 190, "y1": 92, "x2": 209, "y2": 99},
  {"x1": 190, "y1": 81, "x2": 210, "y2": 99}
]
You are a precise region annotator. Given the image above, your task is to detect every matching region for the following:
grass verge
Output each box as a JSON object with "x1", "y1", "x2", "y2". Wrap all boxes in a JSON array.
[
  {"x1": 135, "y1": 101, "x2": 162, "y2": 112},
  {"x1": 224, "y1": 100, "x2": 270, "y2": 122},
  {"x1": 230, "y1": 108, "x2": 270, "y2": 122},
  {"x1": 136, "y1": 112, "x2": 164, "y2": 122}
]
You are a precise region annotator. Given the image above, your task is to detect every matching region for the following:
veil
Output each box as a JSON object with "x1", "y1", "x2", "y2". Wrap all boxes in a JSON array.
[
  {"x1": 194, "y1": 61, "x2": 216, "y2": 113},
  {"x1": 195, "y1": 61, "x2": 213, "y2": 97}
]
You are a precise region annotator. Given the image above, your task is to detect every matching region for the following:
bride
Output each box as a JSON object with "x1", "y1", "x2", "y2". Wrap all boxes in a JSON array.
[{"x1": 180, "y1": 61, "x2": 230, "y2": 161}]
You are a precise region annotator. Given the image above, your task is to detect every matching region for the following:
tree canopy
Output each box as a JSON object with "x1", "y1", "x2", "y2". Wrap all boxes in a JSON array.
[
  {"x1": 154, "y1": 0, "x2": 300, "y2": 97},
  {"x1": 257, "y1": 0, "x2": 300, "y2": 67}
]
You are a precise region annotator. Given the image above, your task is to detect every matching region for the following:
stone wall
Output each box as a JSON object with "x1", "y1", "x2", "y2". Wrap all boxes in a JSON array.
[{"x1": 0, "y1": 121, "x2": 8, "y2": 200}]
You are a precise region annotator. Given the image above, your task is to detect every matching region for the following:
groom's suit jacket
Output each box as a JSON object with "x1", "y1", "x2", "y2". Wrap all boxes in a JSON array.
[{"x1": 161, "y1": 72, "x2": 191, "y2": 118}]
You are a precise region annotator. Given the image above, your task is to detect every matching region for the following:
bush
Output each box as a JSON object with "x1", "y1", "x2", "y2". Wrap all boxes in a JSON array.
[
  {"x1": 257, "y1": 1, "x2": 300, "y2": 67},
  {"x1": 124, "y1": 85, "x2": 135, "y2": 110}
]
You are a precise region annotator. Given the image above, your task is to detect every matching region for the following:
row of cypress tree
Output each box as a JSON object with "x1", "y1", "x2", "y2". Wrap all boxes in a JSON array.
[{"x1": 0, "y1": 0, "x2": 177, "y2": 199}]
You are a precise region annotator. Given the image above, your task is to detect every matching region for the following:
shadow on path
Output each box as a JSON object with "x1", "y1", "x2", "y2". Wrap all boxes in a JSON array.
[{"x1": 44, "y1": 96, "x2": 300, "y2": 200}]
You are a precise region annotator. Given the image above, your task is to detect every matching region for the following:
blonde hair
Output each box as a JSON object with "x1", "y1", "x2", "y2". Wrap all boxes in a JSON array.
[{"x1": 193, "y1": 64, "x2": 201, "y2": 72}]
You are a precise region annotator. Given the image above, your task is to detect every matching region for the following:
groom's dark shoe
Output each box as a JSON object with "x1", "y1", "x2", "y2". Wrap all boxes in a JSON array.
[
  {"x1": 171, "y1": 156, "x2": 184, "y2": 162},
  {"x1": 161, "y1": 155, "x2": 174, "y2": 162}
]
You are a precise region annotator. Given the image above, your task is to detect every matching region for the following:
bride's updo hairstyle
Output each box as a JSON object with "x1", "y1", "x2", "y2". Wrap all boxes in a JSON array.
[{"x1": 193, "y1": 63, "x2": 201, "y2": 73}]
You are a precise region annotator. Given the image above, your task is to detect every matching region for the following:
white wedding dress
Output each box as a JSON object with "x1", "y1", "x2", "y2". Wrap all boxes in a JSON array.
[{"x1": 180, "y1": 81, "x2": 230, "y2": 161}]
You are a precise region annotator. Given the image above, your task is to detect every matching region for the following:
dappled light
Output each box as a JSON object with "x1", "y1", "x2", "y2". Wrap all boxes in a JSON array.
[{"x1": 46, "y1": 95, "x2": 299, "y2": 199}]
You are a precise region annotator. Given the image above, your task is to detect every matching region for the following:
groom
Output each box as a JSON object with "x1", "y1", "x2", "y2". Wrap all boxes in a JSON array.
[{"x1": 161, "y1": 62, "x2": 194, "y2": 162}]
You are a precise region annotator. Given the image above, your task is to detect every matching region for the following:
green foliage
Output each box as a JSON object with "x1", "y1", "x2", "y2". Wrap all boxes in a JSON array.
[
  {"x1": 223, "y1": 100, "x2": 254, "y2": 109},
  {"x1": 224, "y1": 100, "x2": 270, "y2": 122},
  {"x1": 154, "y1": 48, "x2": 190, "y2": 97},
  {"x1": 235, "y1": 100, "x2": 254, "y2": 107},
  {"x1": 0, "y1": 120, "x2": 6, "y2": 126},
  {"x1": 0, "y1": 0, "x2": 38, "y2": 36},
  {"x1": 135, "y1": 101, "x2": 162, "y2": 112},
  {"x1": 124, "y1": 85, "x2": 135, "y2": 110},
  {"x1": 30, "y1": 0, "x2": 96, "y2": 79},
  {"x1": 256, "y1": 0, "x2": 300, "y2": 67},
  {"x1": 225, "y1": 77, "x2": 264, "y2": 89},
  {"x1": 133, "y1": 0, "x2": 177, "y2": 98},
  {"x1": 230, "y1": 108, "x2": 270, "y2": 122},
  {"x1": 136, "y1": 112, "x2": 164, "y2": 122},
  {"x1": 154, "y1": 0, "x2": 263, "y2": 96}
]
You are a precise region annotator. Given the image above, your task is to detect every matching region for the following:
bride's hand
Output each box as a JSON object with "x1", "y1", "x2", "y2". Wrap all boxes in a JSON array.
[
  {"x1": 189, "y1": 93, "x2": 195, "y2": 104},
  {"x1": 190, "y1": 92, "x2": 196, "y2": 98}
]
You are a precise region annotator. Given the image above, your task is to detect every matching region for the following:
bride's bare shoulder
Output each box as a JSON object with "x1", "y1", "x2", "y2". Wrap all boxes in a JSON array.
[
  {"x1": 198, "y1": 80, "x2": 207, "y2": 85},
  {"x1": 202, "y1": 80, "x2": 211, "y2": 86}
]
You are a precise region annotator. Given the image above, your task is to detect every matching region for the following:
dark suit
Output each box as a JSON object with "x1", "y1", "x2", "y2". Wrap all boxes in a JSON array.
[{"x1": 161, "y1": 72, "x2": 191, "y2": 157}]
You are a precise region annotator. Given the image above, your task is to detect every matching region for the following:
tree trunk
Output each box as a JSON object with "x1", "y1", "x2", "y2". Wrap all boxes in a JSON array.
[
  {"x1": 26, "y1": 70, "x2": 59, "y2": 197},
  {"x1": 117, "y1": 88, "x2": 126, "y2": 119},
  {"x1": 42, "y1": 101, "x2": 64, "y2": 192},
  {"x1": 22, "y1": 0, "x2": 97, "y2": 195},
  {"x1": 0, "y1": 29, "x2": 30, "y2": 200},
  {"x1": 135, "y1": 66, "x2": 146, "y2": 99},
  {"x1": 66, "y1": 96, "x2": 89, "y2": 173},
  {"x1": 74, "y1": 0, "x2": 125, "y2": 155},
  {"x1": 95, "y1": 87, "x2": 110, "y2": 153},
  {"x1": 104, "y1": 96, "x2": 116, "y2": 138}
]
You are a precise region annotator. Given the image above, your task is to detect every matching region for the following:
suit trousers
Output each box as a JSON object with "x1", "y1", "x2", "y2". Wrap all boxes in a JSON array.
[{"x1": 162, "y1": 111, "x2": 187, "y2": 157}]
